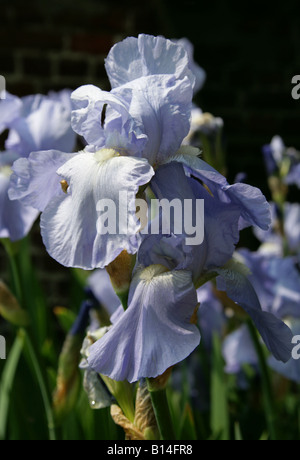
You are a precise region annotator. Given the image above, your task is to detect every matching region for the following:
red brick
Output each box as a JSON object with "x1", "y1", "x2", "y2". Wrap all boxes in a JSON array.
[
  {"x1": 7, "y1": 81, "x2": 36, "y2": 97},
  {"x1": 23, "y1": 56, "x2": 52, "y2": 76},
  {"x1": 88, "y1": 9, "x2": 129, "y2": 33},
  {"x1": 0, "y1": 52, "x2": 15, "y2": 73},
  {"x1": 58, "y1": 58, "x2": 88, "y2": 77},
  {"x1": 71, "y1": 33, "x2": 114, "y2": 55},
  {"x1": 0, "y1": 29, "x2": 63, "y2": 51}
]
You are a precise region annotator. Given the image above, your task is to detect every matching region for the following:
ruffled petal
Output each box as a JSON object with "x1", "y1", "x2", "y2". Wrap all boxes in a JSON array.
[
  {"x1": 71, "y1": 84, "x2": 147, "y2": 153},
  {"x1": 136, "y1": 234, "x2": 193, "y2": 272},
  {"x1": 87, "y1": 266, "x2": 200, "y2": 382},
  {"x1": 5, "y1": 93, "x2": 76, "y2": 157},
  {"x1": 149, "y1": 161, "x2": 240, "y2": 278},
  {"x1": 221, "y1": 183, "x2": 272, "y2": 231},
  {"x1": 40, "y1": 150, "x2": 154, "y2": 269},
  {"x1": 72, "y1": 75, "x2": 193, "y2": 166},
  {"x1": 105, "y1": 34, "x2": 195, "y2": 89},
  {"x1": 122, "y1": 75, "x2": 193, "y2": 165},
  {"x1": 9, "y1": 150, "x2": 75, "y2": 212},
  {"x1": 216, "y1": 263, "x2": 293, "y2": 363},
  {"x1": 176, "y1": 147, "x2": 271, "y2": 231},
  {"x1": 172, "y1": 38, "x2": 206, "y2": 94},
  {"x1": 0, "y1": 173, "x2": 39, "y2": 241}
]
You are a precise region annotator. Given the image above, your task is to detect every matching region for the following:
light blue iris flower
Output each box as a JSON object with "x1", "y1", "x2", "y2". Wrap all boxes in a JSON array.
[
  {"x1": 223, "y1": 249, "x2": 300, "y2": 382},
  {"x1": 7, "y1": 34, "x2": 288, "y2": 383},
  {"x1": 263, "y1": 135, "x2": 300, "y2": 187},
  {"x1": 254, "y1": 202, "x2": 300, "y2": 256},
  {"x1": 0, "y1": 150, "x2": 39, "y2": 241},
  {"x1": 8, "y1": 35, "x2": 203, "y2": 268},
  {"x1": 87, "y1": 162, "x2": 292, "y2": 382},
  {"x1": 9, "y1": 34, "x2": 273, "y2": 271},
  {"x1": 0, "y1": 90, "x2": 76, "y2": 241}
]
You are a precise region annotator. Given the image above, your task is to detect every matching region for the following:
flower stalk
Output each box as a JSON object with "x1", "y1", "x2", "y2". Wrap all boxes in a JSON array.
[{"x1": 146, "y1": 368, "x2": 176, "y2": 440}]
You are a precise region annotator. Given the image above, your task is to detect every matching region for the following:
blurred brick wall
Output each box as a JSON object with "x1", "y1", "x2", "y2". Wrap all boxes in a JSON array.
[
  {"x1": 0, "y1": 0, "x2": 163, "y2": 95},
  {"x1": 0, "y1": 0, "x2": 164, "y2": 308},
  {"x1": 1, "y1": 0, "x2": 299, "y2": 308}
]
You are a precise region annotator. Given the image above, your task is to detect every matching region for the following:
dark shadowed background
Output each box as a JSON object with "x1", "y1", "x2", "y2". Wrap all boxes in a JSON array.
[{"x1": 1, "y1": 0, "x2": 300, "y2": 306}]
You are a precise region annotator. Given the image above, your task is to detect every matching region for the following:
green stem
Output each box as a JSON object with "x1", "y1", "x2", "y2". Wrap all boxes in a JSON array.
[
  {"x1": 3, "y1": 241, "x2": 56, "y2": 440},
  {"x1": 23, "y1": 331, "x2": 56, "y2": 441},
  {"x1": 247, "y1": 320, "x2": 277, "y2": 440},
  {"x1": 2, "y1": 240, "x2": 23, "y2": 304},
  {"x1": 9, "y1": 254, "x2": 23, "y2": 304},
  {"x1": 0, "y1": 329, "x2": 25, "y2": 440},
  {"x1": 146, "y1": 380, "x2": 176, "y2": 440}
]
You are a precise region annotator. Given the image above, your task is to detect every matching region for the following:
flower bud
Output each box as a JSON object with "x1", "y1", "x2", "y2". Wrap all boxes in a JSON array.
[
  {"x1": 0, "y1": 280, "x2": 29, "y2": 327},
  {"x1": 52, "y1": 334, "x2": 82, "y2": 423},
  {"x1": 53, "y1": 300, "x2": 92, "y2": 422},
  {"x1": 109, "y1": 381, "x2": 159, "y2": 440}
]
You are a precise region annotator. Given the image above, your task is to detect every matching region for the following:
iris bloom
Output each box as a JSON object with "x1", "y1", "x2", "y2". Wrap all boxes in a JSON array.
[
  {"x1": 9, "y1": 35, "x2": 201, "y2": 268},
  {"x1": 0, "y1": 150, "x2": 38, "y2": 241},
  {"x1": 0, "y1": 90, "x2": 76, "y2": 241},
  {"x1": 7, "y1": 34, "x2": 290, "y2": 383},
  {"x1": 223, "y1": 248, "x2": 300, "y2": 382},
  {"x1": 8, "y1": 34, "x2": 271, "y2": 270},
  {"x1": 263, "y1": 135, "x2": 300, "y2": 187},
  {"x1": 87, "y1": 162, "x2": 292, "y2": 382},
  {"x1": 254, "y1": 202, "x2": 300, "y2": 256}
]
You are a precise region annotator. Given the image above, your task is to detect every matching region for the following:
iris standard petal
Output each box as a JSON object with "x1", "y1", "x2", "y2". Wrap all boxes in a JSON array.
[
  {"x1": 87, "y1": 266, "x2": 200, "y2": 382},
  {"x1": 172, "y1": 38, "x2": 206, "y2": 94},
  {"x1": 216, "y1": 264, "x2": 293, "y2": 363},
  {"x1": 123, "y1": 75, "x2": 193, "y2": 165},
  {"x1": 136, "y1": 234, "x2": 194, "y2": 272},
  {"x1": 9, "y1": 150, "x2": 75, "y2": 212},
  {"x1": 71, "y1": 84, "x2": 147, "y2": 152},
  {"x1": 40, "y1": 150, "x2": 154, "y2": 270},
  {"x1": 72, "y1": 75, "x2": 193, "y2": 166},
  {"x1": 104, "y1": 34, "x2": 195, "y2": 89}
]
